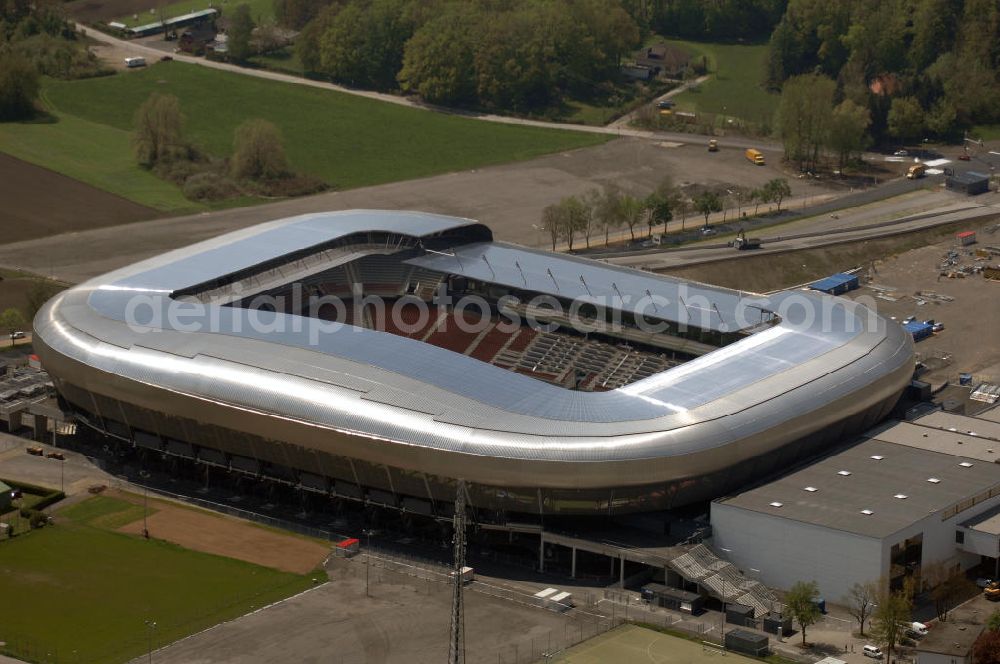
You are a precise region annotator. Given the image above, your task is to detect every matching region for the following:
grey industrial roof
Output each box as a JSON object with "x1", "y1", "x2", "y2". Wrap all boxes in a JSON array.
[
  {"x1": 866, "y1": 420, "x2": 1000, "y2": 462},
  {"x1": 915, "y1": 410, "x2": 1000, "y2": 442},
  {"x1": 916, "y1": 601, "x2": 986, "y2": 657},
  {"x1": 962, "y1": 502, "x2": 1000, "y2": 535},
  {"x1": 981, "y1": 405, "x2": 1000, "y2": 424},
  {"x1": 718, "y1": 437, "x2": 1000, "y2": 538}
]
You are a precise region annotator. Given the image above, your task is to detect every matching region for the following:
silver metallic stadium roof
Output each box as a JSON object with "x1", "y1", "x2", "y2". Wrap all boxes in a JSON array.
[{"x1": 34, "y1": 210, "x2": 915, "y2": 483}]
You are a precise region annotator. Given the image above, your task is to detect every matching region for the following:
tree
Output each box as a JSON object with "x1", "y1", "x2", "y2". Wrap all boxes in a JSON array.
[
  {"x1": 764, "y1": 179, "x2": 791, "y2": 213},
  {"x1": 730, "y1": 185, "x2": 752, "y2": 219},
  {"x1": 786, "y1": 580, "x2": 820, "y2": 645},
  {"x1": 580, "y1": 189, "x2": 600, "y2": 249},
  {"x1": 924, "y1": 561, "x2": 975, "y2": 621},
  {"x1": 888, "y1": 96, "x2": 925, "y2": 143},
  {"x1": 693, "y1": 191, "x2": 722, "y2": 228},
  {"x1": 973, "y1": 629, "x2": 1000, "y2": 664},
  {"x1": 620, "y1": 193, "x2": 643, "y2": 242},
  {"x1": 644, "y1": 191, "x2": 672, "y2": 236},
  {"x1": 989, "y1": 610, "x2": 1000, "y2": 632},
  {"x1": 231, "y1": 119, "x2": 289, "y2": 180},
  {"x1": 559, "y1": 195, "x2": 588, "y2": 251},
  {"x1": 828, "y1": 99, "x2": 872, "y2": 169},
  {"x1": 0, "y1": 53, "x2": 39, "y2": 121},
  {"x1": 398, "y1": 5, "x2": 477, "y2": 105},
  {"x1": 25, "y1": 281, "x2": 62, "y2": 321},
  {"x1": 593, "y1": 187, "x2": 623, "y2": 247},
  {"x1": 751, "y1": 188, "x2": 765, "y2": 216},
  {"x1": 541, "y1": 202, "x2": 565, "y2": 251},
  {"x1": 227, "y1": 3, "x2": 255, "y2": 61},
  {"x1": 133, "y1": 93, "x2": 185, "y2": 167},
  {"x1": 778, "y1": 73, "x2": 835, "y2": 171},
  {"x1": 0, "y1": 308, "x2": 26, "y2": 346},
  {"x1": 871, "y1": 584, "x2": 911, "y2": 661},
  {"x1": 845, "y1": 581, "x2": 878, "y2": 636}
]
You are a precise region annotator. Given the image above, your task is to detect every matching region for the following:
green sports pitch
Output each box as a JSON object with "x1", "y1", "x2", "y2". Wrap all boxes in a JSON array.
[{"x1": 554, "y1": 625, "x2": 761, "y2": 664}]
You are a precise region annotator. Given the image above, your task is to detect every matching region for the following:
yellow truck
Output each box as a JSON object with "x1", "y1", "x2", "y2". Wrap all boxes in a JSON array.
[
  {"x1": 907, "y1": 163, "x2": 926, "y2": 179},
  {"x1": 745, "y1": 148, "x2": 765, "y2": 165}
]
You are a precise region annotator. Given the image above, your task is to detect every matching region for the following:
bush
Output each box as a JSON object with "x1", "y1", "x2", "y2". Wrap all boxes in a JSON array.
[
  {"x1": 182, "y1": 172, "x2": 241, "y2": 201},
  {"x1": 29, "y1": 511, "x2": 48, "y2": 529},
  {"x1": 231, "y1": 118, "x2": 289, "y2": 180},
  {"x1": 0, "y1": 53, "x2": 40, "y2": 121}
]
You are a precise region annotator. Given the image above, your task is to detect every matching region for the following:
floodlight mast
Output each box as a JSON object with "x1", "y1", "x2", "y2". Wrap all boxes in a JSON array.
[{"x1": 448, "y1": 480, "x2": 467, "y2": 664}]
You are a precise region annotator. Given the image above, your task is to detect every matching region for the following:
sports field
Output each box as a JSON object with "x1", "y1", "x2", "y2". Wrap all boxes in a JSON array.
[
  {"x1": 0, "y1": 494, "x2": 321, "y2": 663},
  {"x1": 554, "y1": 625, "x2": 760, "y2": 664}
]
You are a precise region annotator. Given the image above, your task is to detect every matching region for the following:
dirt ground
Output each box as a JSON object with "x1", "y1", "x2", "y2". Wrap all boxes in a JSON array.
[
  {"x1": 144, "y1": 556, "x2": 604, "y2": 664},
  {"x1": 0, "y1": 137, "x2": 836, "y2": 284},
  {"x1": 0, "y1": 153, "x2": 155, "y2": 244},
  {"x1": 110, "y1": 489, "x2": 331, "y2": 574}
]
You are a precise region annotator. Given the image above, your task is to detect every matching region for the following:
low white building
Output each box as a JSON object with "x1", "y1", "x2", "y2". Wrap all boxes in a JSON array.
[{"x1": 711, "y1": 408, "x2": 1000, "y2": 603}]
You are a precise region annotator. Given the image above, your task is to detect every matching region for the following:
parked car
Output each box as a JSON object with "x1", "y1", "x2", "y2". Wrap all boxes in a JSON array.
[
  {"x1": 977, "y1": 577, "x2": 994, "y2": 588},
  {"x1": 46, "y1": 451, "x2": 65, "y2": 460},
  {"x1": 700, "y1": 227, "x2": 717, "y2": 236},
  {"x1": 656, "y1": 99, "x2": 675, "y2": 109},
  {"x1": 894, "y1": 149, "x2": 909, "y2": 156},
  {"x1": 907, "y1": 622, "x2": 929, "y2": 638},
  {"x1": 863, "y1": 644, "x2": 883, "y2": 659},
  {"x1": 11, "y1": 331, "x2": 25, "y2": 339},
  {"x1": 958, "y1": 154, "x2": 971, "y2": 161},
  {"x1": 27, "y1": 446, "x2": 44, "y2": 456}
]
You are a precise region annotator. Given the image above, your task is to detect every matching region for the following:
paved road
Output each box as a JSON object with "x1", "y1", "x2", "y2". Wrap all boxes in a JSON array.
[
  {"x1": 608, "y1": 75, "x2": 710, "y2": 129},
  {"x1": 609, "y1": 201, "x2": 1000, "y2": 273}
]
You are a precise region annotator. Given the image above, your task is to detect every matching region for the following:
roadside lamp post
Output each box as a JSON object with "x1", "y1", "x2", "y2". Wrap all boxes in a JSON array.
[
  {"x1": 144, "y1": 620, "x2": 156, "y2": 663},
  {"x1": 364, "y1": 528, "x2": 374, "y2": 597},
  {"x1": 139, "y1": 470, "x2": 150, "y2": 538}
]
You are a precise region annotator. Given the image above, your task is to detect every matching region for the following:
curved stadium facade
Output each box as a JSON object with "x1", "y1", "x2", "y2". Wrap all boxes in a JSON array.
[{"x1": 34, "y1": 211, "x2": 915, "y2": 518}]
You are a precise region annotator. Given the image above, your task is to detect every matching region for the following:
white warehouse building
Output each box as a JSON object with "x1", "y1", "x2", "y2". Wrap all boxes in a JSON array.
[{"x1": 711, "y1": 408, "x2": 1000, "y2": 603}]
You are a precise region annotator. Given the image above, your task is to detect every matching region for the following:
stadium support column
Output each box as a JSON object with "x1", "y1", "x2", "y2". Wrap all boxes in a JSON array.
[
  {"x1": 539, "y1": 536, "x2": 545, "y2": 573},
  {"x1": 571, "y1": 547, "x2": 577, "y2": 579}
]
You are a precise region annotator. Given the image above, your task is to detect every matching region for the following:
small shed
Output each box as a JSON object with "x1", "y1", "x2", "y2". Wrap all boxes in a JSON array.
[
  {"x1": 641, "y1": 584, "x2": 704, "y2": 614},
  {"x1": 726, "y1": 603, "x2": 755, "y2": 627},
  {"x1": 724, "y1": 629, "x2": 769, "y2": 657},
  {"x1": 903, "y1": 320, "x2": 934, "y2": 342},
  {"x1": 809, "y1": 273, "x2": 859, "y2": 295},
  {"x1": 957, "y1": 231, "x2": 977, "y2": 246},
  {"x1": 946, "y1": 172, "x2": 990, "y2": 195},
  {"x1": 762, "y1": 613, "x2": 793, "y2": 636}
]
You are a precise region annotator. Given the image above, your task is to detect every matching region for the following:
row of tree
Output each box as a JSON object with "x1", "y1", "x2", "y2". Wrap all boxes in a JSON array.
[
  {"x1": 290, "y1": 0, "x2": 641, "y2": 110},
  {"x1": 766, "y1": 0, "x2": 1000, "y2": 143},
  {"x1": 539, "y1": 178, "x2": 791, "y2": 250}
]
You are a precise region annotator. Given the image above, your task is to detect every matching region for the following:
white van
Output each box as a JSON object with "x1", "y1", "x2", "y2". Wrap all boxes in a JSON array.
[
  {"x1": 863, "y1": 644, "x2": 883, "y2": 659},
  {"x1": 908, "y1": 621, "x2": 929, "y2": 638},
  {"x1": 124, "y1": 57, "x2": 147, "y2": 68}
]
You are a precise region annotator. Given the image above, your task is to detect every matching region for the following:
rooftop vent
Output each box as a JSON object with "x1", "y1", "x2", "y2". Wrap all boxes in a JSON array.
[
  {"x1": 894, "y1": 494, "x2": 908, "y2": 499},
  {"x1": 870, "y1": 455, "x2": 884, "y2": 460},
  {"x1": 860, "y1": 509, "x2": 874, "y2": 515},
  {"x1": 928, "y1": 477, "x2": 942, "y2": 484},
  {"x1": 959, "y1": 462, "x2": 974, "y2": 468},
  {"x1": 803, "y1": 486, "x2": 818, "y2": 492},
  {"x1": 769, "y1": 501, "x2": 783, "y2": 508},
  {"x1": 838, "y1": 470, "x2": 852, "y2": 476}
]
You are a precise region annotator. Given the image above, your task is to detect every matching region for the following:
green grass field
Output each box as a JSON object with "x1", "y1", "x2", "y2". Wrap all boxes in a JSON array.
[
  {"x1": 115, "y1": 0, "x2": 273, "y2": 28},
  {"x1": 0, "y1": 109, "x2": 203, "y2": 214},
  {"x1": 2, "y1": 61, "x2": 606, "y2": 213},
  {"x1": 555, "y1": 625, "x2": 762, "y2": 663},
  {"x1": 0, "y1": 495, "x2": 318, "y2": 663},
  {"x1": 44, "y1": 62, "x2": 607, "y2": 189},
  {"x1": 668, "y1": 40, "x2": 778, "y2": 128}
]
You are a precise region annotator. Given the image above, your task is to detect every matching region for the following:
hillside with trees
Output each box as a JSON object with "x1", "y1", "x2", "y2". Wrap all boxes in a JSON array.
[
  {"x1": 287, "y1": 0, "x2": 642, "y2": 112},
  {"x1": 766, "y1": 0, "x2": 1000, "y2": 143}
]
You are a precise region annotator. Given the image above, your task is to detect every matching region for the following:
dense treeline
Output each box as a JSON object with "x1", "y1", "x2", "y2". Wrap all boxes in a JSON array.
[
  {"x1": 0, "y1": 0, "x2": 109, "y2": 120},
  {"x1": 287, "y1": 0, "x2": 640, "y2": 111},
  {"x1": 644, "y1": 0, "x2": 787, "y2": 41},
  {"x1": 767, "y1": 0, "x2": 1000, "y2": 142}
]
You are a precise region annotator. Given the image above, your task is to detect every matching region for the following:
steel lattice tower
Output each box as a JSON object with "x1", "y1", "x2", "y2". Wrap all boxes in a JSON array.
[{"x1": 448, "y1": 480, "x2": 467, "y2": 664}]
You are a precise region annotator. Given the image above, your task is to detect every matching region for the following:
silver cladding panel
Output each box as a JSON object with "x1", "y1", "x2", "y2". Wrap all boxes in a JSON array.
[{"x1": 34, "y1": 210, "x2": 915, "y2": 488}]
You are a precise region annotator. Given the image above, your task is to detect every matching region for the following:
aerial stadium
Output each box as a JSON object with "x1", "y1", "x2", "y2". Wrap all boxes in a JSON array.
[{"x1": 33, "y1": 210, "x2": 915, "y2": 519}]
